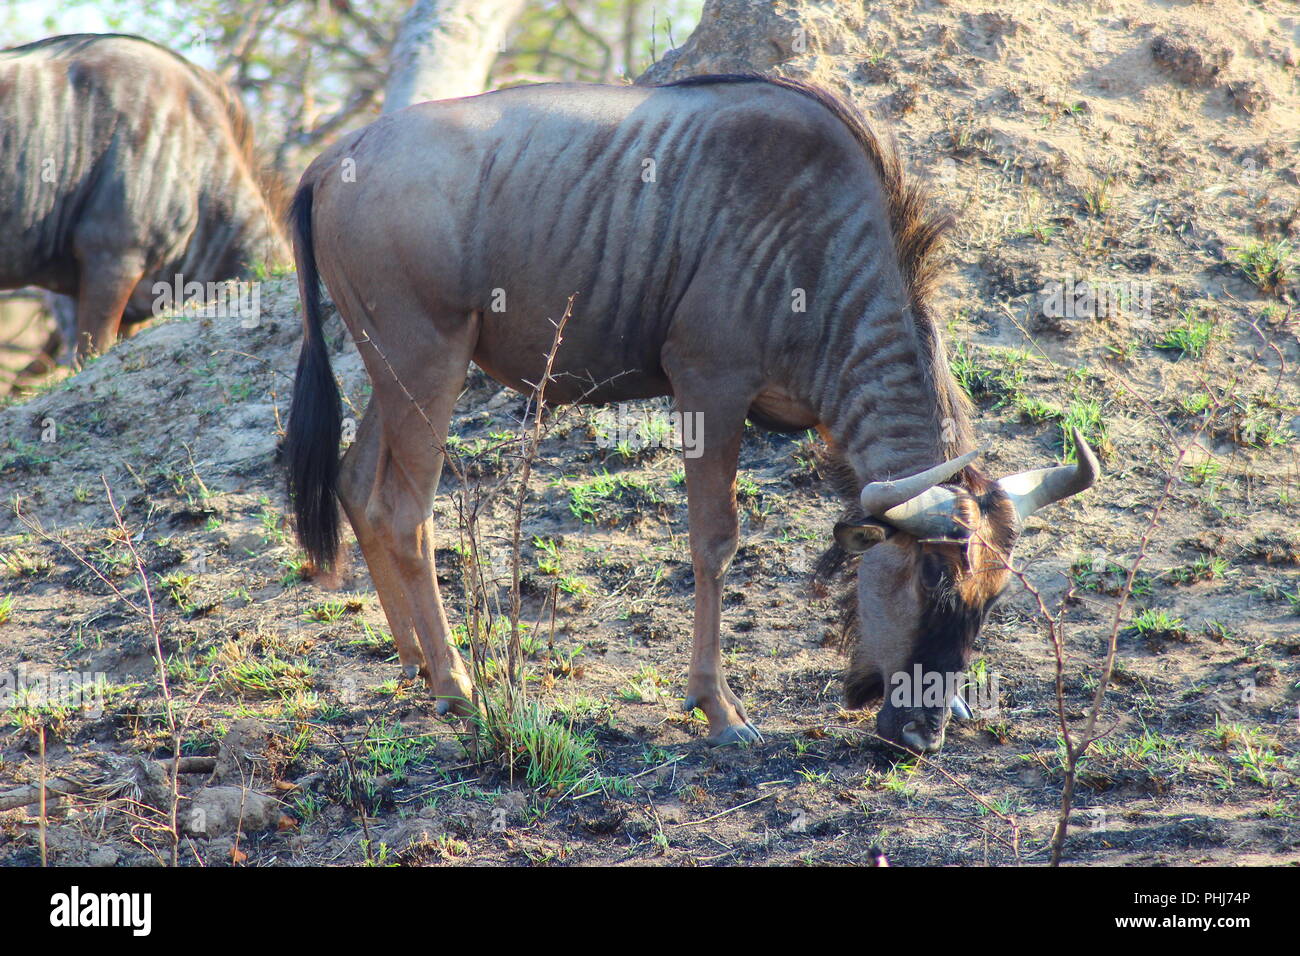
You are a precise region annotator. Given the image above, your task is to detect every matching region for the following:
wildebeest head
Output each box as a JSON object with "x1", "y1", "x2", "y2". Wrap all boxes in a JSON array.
[{"x1": 832, "y1": 429, "x2": 1099, "y2": 752}]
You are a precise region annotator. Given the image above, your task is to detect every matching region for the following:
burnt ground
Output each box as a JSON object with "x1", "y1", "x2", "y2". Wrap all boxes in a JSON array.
[{"x1": 1, "y1": 0, "x2": 1298, "y2": 866}]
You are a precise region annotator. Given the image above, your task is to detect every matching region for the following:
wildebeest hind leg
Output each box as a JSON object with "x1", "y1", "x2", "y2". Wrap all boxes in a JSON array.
[
  {"x1": 337, "y1": 402, "x2": 428, "y2": 681},
  {"x1": 360, "y1": 317, "x2": 477, "y2": 717},
  {"x1": 71, "y1": 251, "x2": 144, "y2": 363}
]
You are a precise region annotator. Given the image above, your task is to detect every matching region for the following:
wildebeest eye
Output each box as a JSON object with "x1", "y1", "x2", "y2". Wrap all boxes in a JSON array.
[{"x1": 920, "y1": 553, "x2": 947, "y2": 590}]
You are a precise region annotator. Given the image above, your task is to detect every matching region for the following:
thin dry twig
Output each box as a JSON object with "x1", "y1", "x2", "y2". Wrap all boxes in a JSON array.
[
  {"x1": 671, "y1": 792, "x2": 776, "y2": 828},
  {"x1": 996, "y1": 380, "x2": 1225, "y2": 866}
]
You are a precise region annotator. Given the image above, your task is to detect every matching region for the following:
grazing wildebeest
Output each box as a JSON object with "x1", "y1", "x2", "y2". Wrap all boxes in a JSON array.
[
  {"x1": 286, "y1": 75, "x2": 1099, "y2": 750},
  {"x1": 0, "y1": 34, "x2": 288, "y2": 362}
]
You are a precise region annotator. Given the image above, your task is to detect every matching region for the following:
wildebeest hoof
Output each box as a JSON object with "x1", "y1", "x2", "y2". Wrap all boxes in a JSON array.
[
  {"x1": 707, "y1": 722, "x2": 763, "y2": 747},
  {"x1": 434, "y1": 692, "x2": 475, "y2": 719},
  {"x1": 402, "y1": 664, "x2": 421, "y2": 680},
  {"x1": 948, "y1": 693, "x2": 973, "y2": 721}
]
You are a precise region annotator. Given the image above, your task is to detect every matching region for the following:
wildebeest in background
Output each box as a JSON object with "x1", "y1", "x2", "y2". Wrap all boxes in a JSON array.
[
  {"x1": 285, "y1": 75, "x2": 1099, "y2": 751},
  {"x1": 0, "y1": 34, "x2": 288, "y2": 362}
]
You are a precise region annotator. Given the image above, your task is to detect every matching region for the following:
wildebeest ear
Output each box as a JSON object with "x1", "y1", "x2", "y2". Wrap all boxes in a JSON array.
[{"x1": 834, "y1": 521, "x2": 888, "y2": 554}]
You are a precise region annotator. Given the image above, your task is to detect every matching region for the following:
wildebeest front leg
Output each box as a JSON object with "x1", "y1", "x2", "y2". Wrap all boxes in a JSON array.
[
  {"x1": 672, "y1": 380, "x2": 762, "y2": 745},
  {"x1": 336, "y1": 403, "x2": 428, "y2": 680},
  {"x1": 71, "y1": 250, "x2": 144, "y2": 363}
]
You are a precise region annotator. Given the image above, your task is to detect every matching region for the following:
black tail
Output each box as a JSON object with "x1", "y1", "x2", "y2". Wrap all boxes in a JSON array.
[{"x1": 286, "y1": 181, "x2": 342, "y2": 572}]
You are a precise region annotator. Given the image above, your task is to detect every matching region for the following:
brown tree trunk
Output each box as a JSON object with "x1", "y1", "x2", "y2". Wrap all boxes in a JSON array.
[{"x1": 384, "y1": 0, "x2": 527, "y2": 112}]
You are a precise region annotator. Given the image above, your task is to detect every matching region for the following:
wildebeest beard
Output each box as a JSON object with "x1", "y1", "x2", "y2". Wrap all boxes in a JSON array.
[
  {"x1": 818, "y1": 464, "x2": 1017, "y2": 710},
  {"x1": 910, "y1": 576, "x2": 994, "y2": 689},
  {"x1": 906, "y1": 479, "x2": 1019, "y2": 696},
  {"x1": 839, "y1": 572, "x2": 996, "y2": 710}
]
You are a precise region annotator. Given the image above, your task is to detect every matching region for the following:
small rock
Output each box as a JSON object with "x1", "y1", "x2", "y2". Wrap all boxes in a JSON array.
[
  {"x1": 87, "y1": 846, "x2": 120, "y2": 867},
  {"x1": 120, "y1": 756, "x2": 171, "y2": 810},
  {"x1": 381, "y1": 818, "x2": 437, "y2": 853},
  {"x1": 181, "y1": 786, "x2": 282, "y2": 838},
  {"x1": 210, "y1": 718, "x2": 272, "y2": 785}
]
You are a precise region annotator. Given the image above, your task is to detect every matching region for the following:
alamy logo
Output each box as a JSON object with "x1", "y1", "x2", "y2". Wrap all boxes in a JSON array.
[
  {"x1": 1040, "y1": 275, "x2": 1151, "y2": 321},
  {"x1": 592, "y1": 402, "x2": 704, "y2": 459},
  {"x1": 151, "y1": 274, "x2": 262, "y2": 327},
  {"x1": 1, "y1": 665, "x2": 106, "y2": 717},
  {"x1": 49, "y1": 886, "x2": 151, "y2": 936},
  {"x1": 889, "y1": 664, "x2": 999, "y2": 715}
]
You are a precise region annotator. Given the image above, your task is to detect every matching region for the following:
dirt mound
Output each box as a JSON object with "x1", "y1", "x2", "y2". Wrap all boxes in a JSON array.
[{"x1": 0, "y1": 278, "x2": 359, "y2": 535}]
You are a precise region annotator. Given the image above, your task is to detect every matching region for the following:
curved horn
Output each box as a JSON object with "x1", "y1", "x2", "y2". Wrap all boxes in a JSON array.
[
  {"x1": 858, "y1": 445, "x2": 984, "y2": 538},
  {"x1": 995, "y1": 427, "x2": 1100, "y2": 523}
]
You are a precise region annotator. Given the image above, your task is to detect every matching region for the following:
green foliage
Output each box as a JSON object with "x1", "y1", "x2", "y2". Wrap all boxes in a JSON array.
[
  {"x1": 569, "y1": 470, "x2": 661, "y2": 522},
  {"x1": 503, "y1": 0, "x2": 703, "y2": 84},
  {"x1": 473, "y1": 694, "x2": 595, "y2": 790},
  {"x1": 1129, "y1": 608, "x2": 1185, "y2": 639},
  {"x1": 1230, "y1": 239, "x2": 1291, "y2": 294},
  {"x1": 1156, "y1": 310, "x2": 1217, "y2": 359},
  {"x1": 360, "y1": 720, "x2": 435, "y2": 783}
]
